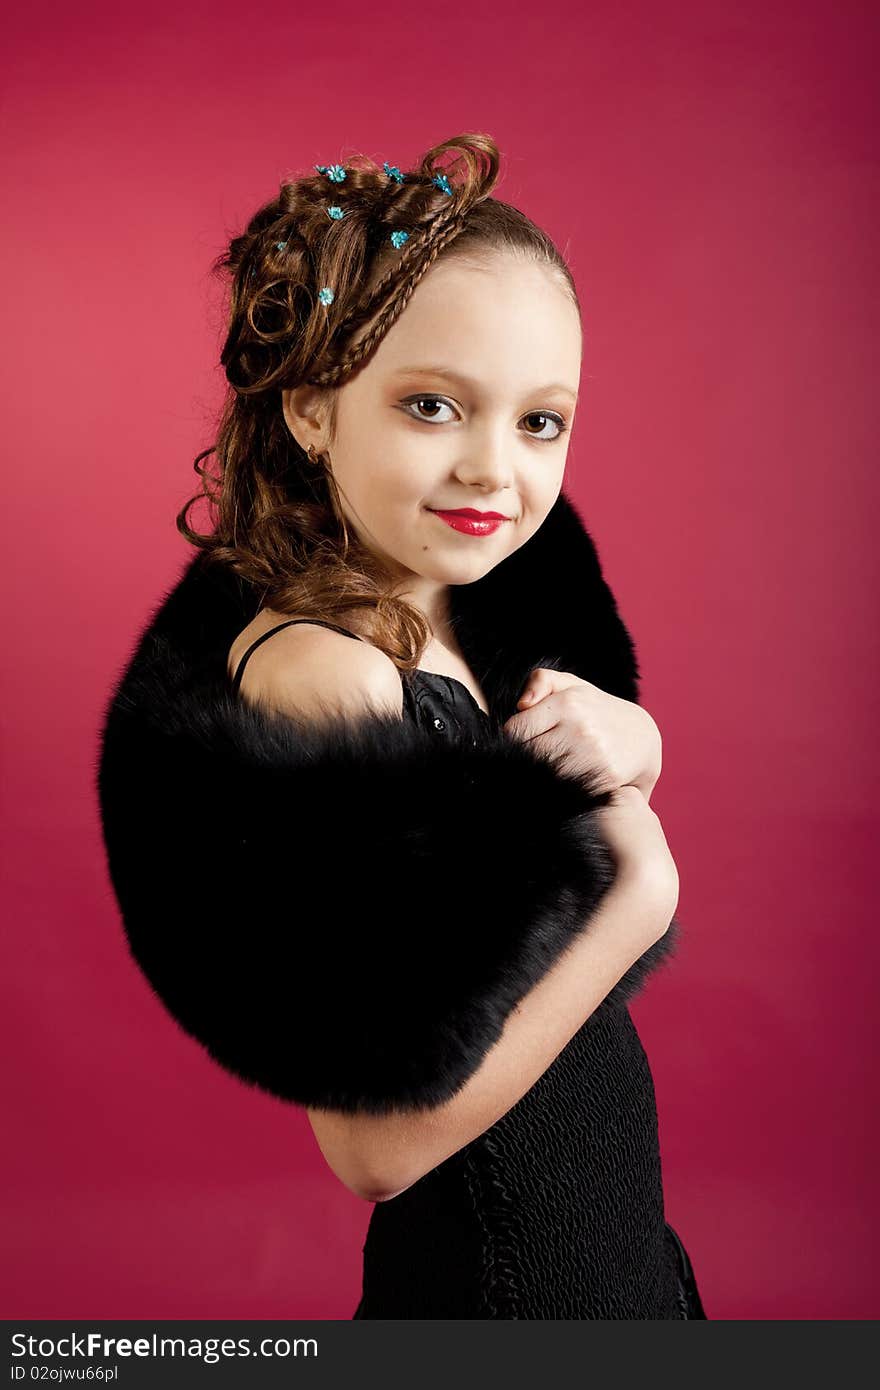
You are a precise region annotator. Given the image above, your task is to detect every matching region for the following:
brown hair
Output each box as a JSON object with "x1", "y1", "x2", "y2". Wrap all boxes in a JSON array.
[{"x1": 177, "y1": 132, "x2": 581, "y2": 671}]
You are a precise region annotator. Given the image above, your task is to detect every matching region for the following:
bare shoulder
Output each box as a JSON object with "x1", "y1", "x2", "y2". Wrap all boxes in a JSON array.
[{"x1": 229, "y1": 613, "x2": 404, "y2": 723}]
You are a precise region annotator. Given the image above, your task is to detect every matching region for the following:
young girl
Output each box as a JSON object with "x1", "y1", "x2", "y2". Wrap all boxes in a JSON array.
[{"x1": 97, "y1": 133, "x2": 708, "y2": 1319}]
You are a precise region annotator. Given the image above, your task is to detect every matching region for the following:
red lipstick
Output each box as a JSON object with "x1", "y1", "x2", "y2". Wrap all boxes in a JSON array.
[{"x1": 429, "y1": 508, "x2": 510, "y2": 537}]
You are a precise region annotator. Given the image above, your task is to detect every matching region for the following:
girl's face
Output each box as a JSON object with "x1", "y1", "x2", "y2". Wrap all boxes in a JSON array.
[{"x1": 284, "y1": 253, "x2": 582, "y2": 595}]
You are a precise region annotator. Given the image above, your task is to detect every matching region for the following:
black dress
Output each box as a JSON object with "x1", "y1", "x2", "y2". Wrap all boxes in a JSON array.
[{"x1": 231, "y1": 620, "x2": 708, "y2": 1321}]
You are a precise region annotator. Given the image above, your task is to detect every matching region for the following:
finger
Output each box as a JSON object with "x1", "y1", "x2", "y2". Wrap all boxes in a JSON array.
[
  {"x1": 517, "y1": 667, "x2": 581, "y2": 708},
  {"x1": 521, "y1": 728, "x2": 575, "y2": 772},
  {"x1": 503, "y1": 700, "x2": 562, "y2": 741},
  {"x1": 517, "y1": 667, "x2": 558, "y2": 706}
]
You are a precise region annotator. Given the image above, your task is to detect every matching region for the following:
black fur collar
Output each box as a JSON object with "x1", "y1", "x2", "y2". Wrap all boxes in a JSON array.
[{"x1": 96, "y1": 490, "x2": 679, "y2": 1115}]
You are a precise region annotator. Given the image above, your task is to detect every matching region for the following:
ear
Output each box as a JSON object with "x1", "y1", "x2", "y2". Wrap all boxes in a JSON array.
[{"x1": 282, "y1": 384, "x2": 331, "y2": 456}]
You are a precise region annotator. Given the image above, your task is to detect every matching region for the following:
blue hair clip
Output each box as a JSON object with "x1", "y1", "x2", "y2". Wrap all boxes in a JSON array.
[
  {"x1": 383, "y1": 162, "x2": 408, "y2": 248},
  {"x1": 275, "y1": 241, "x2": 288, "y2": 250},
  {"x1": 312, "y1": 159, "x2": 410, "y2": 286},
  {"x1": 432, "y1": 172, "x2": 452, "y2": 196},
  {"x1": 318, "y1": 286, "x2": 335, "y2": 305}
]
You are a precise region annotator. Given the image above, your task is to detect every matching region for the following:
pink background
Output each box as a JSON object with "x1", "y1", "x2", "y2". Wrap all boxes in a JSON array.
[{"x1": 3, "y1": 0, "x2": 877, "y2": 1321}]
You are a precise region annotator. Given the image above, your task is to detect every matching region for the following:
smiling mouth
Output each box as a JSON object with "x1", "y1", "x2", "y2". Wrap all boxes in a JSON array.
[
  {"x1": 427, "y1": 509, "x2": 511, "y2": 537},
  {"x1": 427, "y1": 508, "x2": 512, "y2": 520}
]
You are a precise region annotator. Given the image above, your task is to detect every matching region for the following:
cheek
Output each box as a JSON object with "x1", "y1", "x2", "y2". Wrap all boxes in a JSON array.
[
  {"x1": 373, "y1": 453, "x2": 430, "y2": 509},
  {"x1": 535, "y1": 459, "x2": 566, "y2": 506},
  {"x1": 515, "y1": 474, "x2": 564, "y2": 539},
  {"x1": 351, "y1": 461, "x2": 424, "y2": 528}
]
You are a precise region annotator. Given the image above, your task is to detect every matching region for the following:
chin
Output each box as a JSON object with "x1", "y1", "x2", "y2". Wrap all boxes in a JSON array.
[{"x1": 429, "y1": 553, "x2": 506, "y2": 586}]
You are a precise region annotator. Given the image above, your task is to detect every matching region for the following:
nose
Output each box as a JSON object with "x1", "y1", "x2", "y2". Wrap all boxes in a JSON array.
[{"x1": 452, "y1": 422, "x2": 515, "y2": 493}]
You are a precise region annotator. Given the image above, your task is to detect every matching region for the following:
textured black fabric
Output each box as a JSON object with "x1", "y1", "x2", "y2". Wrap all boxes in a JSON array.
[
  {"x1": 401, "y1": 667, "x2": 490, "y2": 734},
  {"x1": 352, "y1": 674, "x2": 705, "y2": 1320}
]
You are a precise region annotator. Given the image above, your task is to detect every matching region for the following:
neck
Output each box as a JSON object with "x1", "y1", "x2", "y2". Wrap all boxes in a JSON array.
[{"x1": 392, "y1": 574, "x2": 453, "y2": 644}]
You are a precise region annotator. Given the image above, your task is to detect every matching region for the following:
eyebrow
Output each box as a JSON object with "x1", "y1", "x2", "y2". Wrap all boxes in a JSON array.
[{"x1": 390, "y1": 364, "x2": 578, "y2": 403}]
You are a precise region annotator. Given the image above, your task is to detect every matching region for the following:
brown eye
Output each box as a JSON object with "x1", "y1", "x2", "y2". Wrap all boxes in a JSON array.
[
  {"x1": 400, "y1": 396, "x2": 457, "y2": 424},
  {"x1": 521, "y1": 411, "x2": 567, "y2": 442}
]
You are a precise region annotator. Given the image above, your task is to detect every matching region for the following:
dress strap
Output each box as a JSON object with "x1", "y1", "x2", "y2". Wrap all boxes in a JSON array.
[{"x1": 230, "y1": 618, "x2": 366, "y2": 697}]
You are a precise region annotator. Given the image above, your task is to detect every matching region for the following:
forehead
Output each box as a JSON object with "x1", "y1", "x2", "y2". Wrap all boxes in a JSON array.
[{"x1": 366, "y1": 256, "x2": 582, "y2": 394}]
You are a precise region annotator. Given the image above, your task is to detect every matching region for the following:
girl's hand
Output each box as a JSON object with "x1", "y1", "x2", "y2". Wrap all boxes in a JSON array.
[{"x1": 502, "y1": 668, "x2": 662, "y2": 799}]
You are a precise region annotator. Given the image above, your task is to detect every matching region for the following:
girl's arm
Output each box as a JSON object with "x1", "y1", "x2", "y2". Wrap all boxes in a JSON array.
[{"x1": 308, "y1": 861, "x2": 673, "y2": 1202}]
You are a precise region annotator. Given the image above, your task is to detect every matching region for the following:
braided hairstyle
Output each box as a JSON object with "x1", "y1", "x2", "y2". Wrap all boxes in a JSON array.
[{"x1": 177, "y1": 133, "x2": 580, "y2": 671}]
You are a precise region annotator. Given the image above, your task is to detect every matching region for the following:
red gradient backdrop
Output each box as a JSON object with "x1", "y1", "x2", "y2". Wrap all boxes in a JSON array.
[{"x1": 2, "y1": 0, "x2": 877, "y2": 1321}]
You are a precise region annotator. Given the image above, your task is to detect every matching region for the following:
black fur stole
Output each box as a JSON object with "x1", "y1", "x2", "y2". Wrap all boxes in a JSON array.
[{"x1": 95, "y1": 491, "x2": 680, "y2": 1115}]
